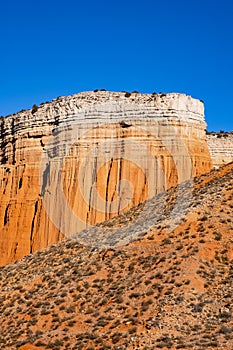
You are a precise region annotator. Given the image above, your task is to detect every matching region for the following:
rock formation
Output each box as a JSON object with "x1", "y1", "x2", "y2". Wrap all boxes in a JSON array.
[
  {"x1": 207, "y1": 132, "x2": 233, "y2": 167},
  {"x1": 0, "y1": 162, "x2": 233, "y2": 349},
  {"x1": 0, "y1": 91, "x2": 212, "y2": 265}
]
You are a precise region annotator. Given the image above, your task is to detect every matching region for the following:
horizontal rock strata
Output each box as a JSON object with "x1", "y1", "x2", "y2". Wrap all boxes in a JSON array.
[
  {"x1": 207, "y1": 132, "x2": 233, "y2": 167},
  {"x1": 0, "y1": 91, "x2": 212, "y2": 265}
]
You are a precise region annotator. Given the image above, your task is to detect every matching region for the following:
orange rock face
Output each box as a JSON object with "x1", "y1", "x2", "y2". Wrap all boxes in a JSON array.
[{"x1": 0, "y1": 91, "x2": 212, "y2": 265}]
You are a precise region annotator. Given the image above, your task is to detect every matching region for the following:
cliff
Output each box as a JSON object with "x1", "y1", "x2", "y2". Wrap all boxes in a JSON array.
[
  {"x1": 0, "y1": 163, "x2": 232, "y2": 349},
  {"x1": 207, "y1": 132, "x2": 233, "y2": 167},
  {"x1": 0, "y1": 91, "x2": 212, "y2": 265}
]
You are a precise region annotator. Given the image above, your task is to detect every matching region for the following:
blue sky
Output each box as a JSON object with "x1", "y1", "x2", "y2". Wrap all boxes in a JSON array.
[{"x1": 0, "y1": 0, "x2": 232, "y2": 131}]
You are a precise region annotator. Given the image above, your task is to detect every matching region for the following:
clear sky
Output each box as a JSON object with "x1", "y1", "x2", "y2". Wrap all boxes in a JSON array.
[{"x1": 0, "y1": 0, "x2": 232, "y2": 131}]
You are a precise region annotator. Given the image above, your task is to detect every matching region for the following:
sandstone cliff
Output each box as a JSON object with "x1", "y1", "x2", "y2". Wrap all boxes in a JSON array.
[
  {"x1": 0, "y1": 91, "x2": 212, "y2": 265},
  {"x1": 0, "y1": 163, "x2": 232, "y2": 349},
  {"x1": 207, "y1": 132, "x2": 233, "y2": 166}
]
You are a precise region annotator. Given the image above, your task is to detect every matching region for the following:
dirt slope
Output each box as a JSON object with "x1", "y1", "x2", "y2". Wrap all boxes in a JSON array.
[{"x1": 0, "y1": 163, "x2": 232, "y2": 349}]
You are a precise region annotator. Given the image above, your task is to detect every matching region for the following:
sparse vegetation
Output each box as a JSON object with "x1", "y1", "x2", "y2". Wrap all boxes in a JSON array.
[
  {"x1": 31, "y1": 104, "x2": 39, "y2": 114},
  {"x1": 0, "y1": 162, "x2": 232, "y2": 348}
]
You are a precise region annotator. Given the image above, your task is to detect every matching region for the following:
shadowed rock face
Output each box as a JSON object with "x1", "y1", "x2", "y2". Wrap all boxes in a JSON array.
[{"x1": 0, "y1": 91, "x2": 212, "y2": 266}]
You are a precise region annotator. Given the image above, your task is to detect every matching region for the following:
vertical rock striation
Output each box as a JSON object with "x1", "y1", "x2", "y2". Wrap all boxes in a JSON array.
[{"x1": 0, "y1": 91, "x2": 212, "y2": 265}]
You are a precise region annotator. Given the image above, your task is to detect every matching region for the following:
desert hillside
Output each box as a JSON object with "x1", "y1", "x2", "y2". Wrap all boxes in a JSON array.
[{"x1": 0, "y1": 162, "x2": 232, "y2": 349}]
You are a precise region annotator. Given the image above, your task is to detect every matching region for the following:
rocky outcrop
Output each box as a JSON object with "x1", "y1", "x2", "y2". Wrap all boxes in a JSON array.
[
  {"x1": 207, "y1": 132, "x2": 233, "y2": 167},
  {"x1": 0, "y1": 91, "x2": 212, "y2": 265}
]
